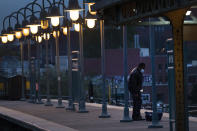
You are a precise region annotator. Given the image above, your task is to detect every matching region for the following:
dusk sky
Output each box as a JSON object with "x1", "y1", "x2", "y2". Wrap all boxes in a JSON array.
[
  {"x1": 0, "y1": 0, "x2": 84, "y2": 32},
  {"x1": 0, "y1": 0, "x2": 34, "y2": 32}
]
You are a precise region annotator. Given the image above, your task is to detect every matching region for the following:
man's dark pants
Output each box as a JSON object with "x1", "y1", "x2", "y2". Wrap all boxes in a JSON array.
[{"x1": 132, "y1": 92, "x2": 142, "y2": 120}]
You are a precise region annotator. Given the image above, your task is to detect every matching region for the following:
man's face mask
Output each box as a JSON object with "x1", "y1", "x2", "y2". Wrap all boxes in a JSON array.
[{"x1": 140, "y1": 69, "x2": 144, "y2": 73}]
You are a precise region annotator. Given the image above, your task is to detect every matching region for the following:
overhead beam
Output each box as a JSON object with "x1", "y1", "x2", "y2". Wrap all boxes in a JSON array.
[
  {"x1": 93, "y1": 0, "x2": 133, "y2": 11},
  {"x1": 132, "y1": 20, "x2": 197, "y2": 26}
]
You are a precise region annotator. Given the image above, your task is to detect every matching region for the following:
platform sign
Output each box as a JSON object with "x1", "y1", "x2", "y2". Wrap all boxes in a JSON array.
[
  {"x1": 71, "y1": 50, "x2": 80, "y2": 101},
  {"x1": 30, "y1": 57, "x2": 36, "y2": 96},
  {"x1": 72, "y1": 50, "x2": 79, "y2": 71}
]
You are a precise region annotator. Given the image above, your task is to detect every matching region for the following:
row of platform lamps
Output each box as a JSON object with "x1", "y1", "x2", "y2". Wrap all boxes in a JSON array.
[
  {"x1": 0, "y1": 0, "x2": 97, "y2": 110},
  {"x1": 0, "y1": 0, "x2": 96, "y2": 43}
]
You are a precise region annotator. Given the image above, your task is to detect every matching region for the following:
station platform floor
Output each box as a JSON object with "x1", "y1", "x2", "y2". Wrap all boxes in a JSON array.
[{"x1": 0, "y1": 100, "x2": 196, "y2": 131}]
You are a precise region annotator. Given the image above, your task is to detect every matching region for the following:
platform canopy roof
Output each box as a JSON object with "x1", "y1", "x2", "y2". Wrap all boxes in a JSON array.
[
  {"x1": 93, "y1": 0, "x2": 197, "y2": 41},
  {"x1": 93, "y1": 0, "x2": 197, "y2": 25}
]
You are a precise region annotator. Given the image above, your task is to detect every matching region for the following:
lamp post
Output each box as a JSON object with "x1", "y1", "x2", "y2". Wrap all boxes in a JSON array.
[
  {"x1": 166, "y1": 38, "x2": 175, "y2": 131},
  {"x1": 148, "y1": 21, "x2": 163, "y2": 128},
  {"x1": 99, "y1": 20, "x2": 110, "y2": 118},
  {"x1": 57, "y1": 0, "x2": 75, "y2": 110},
  {"x1": 6, "y1": 13, "x2": 26, "y2": 101},
  {"x1": 27, "y1": 38, "x2": 34, "y2": 103},
  {"x1": 66, "y1": 0, "x2": 89, "y2": 113},
  {"x1": 78, "y1": 20, "x2": 88, "y2": 113},
  {"x1": 47, "y1": 0, "x2": 65, "y2": 108},
  {"x1": 66, "y1": 26, "x2": 75, "y2": 110},
  {"x1": 36, "y1": 0, "x2": 53, "y2": 106},
  {"x1": 20, "y1": 38, "x2": 26, "y2": 101},
  {"x1": 24, "y1": 3, "x2": 45, "y2": 104},
  {"x1": 61, "y1": 17, "x2": 75, "y2": 110},
  {"x1": 54, "y1": 29, "x2": 64, "y2": 108},
  {"x1": 35, "y1": 34, "x2": 43, "y2": 104},
  {"x1": 11, "y1": 15, "x2": 26, "y2": 101},
  {"x1": 17, "y1": 36, "x2": 26, "y2": 101},
  {"x1": 35, "y1": 2, "x2": 53, "y2": 106},
  {"x1": 18, "y1": 13, "x2": 30, "y2": 102},
  {"x1": 85, "y1": 0, "x2": 111, "y2": 116},
  {"x1": 25, "y1": 6, "x2": 41, "y2": 103},
  {"x1": 23, "y1": 3, "x2": 40, "y2": 103},
  {"x1": 120, "y1": 25, "x2": 132, "y2": 122},
  {"x1": 44, "y1": 31, "x2": 53, "y2": 106}
]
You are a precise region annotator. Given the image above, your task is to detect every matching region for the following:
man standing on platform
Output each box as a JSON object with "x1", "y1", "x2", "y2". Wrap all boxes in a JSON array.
[{"x1": 128, "y1": 63, "x2": 145, "y2": 120}]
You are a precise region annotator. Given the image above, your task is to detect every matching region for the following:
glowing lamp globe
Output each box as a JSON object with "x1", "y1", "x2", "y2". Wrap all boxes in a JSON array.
[
  {"x1": 66, "y1": 0, "x2": 82, "y2": 21},
  {"x1": 87, "y1": 19, "x2": 96, "y2": 28},
  {"x1": 41, "y1": 20, "x2": 49, "y2": 29},
  {"x1": 85, "y1": 11, "x2": 97, "y2": 29},
  {"x1": 40, "y1": 9, "x2": 49, "y2": 29},
  {"x1": 53, "y1": 31, "x2": 60, "y2": 38},
  {"x1": 1, "y1": 36, "x2": 8, "y2": 43},
  {"x1": 7, "y1": 34, "x2": 14, "y2": 42},
  {"x1": 88, "y1": 3, "x2": 96, "y2": 15},
  {"x1": 70, "y1": 10, "x2": 79, "y2": 21},
  {"x1": 30, "y1": 25, "x2": 39, "y2": 34},
  {"x1": 47, "y1": 5, "x2": 63, "y2": 27},
  {"x1": 43, "y1": 33, "x2": 50, "y2": 40},
  {"x1": 22, "y1": 28, "x2": 30, "y2": 36},
  {"x1": 74, "y1": 23, "x2": 80, "y2": 32},
  {"x1": 38, "y1": 36, "x2": 42, "y2": 43},
  {"x1": 62, "y1": 27, "x2": 67, "y2": 35},
  {"x1": 51, "y1": 17, "x2": 60, "y2": 27},
  {"x1": 35, "y1": 36, "x2": 38, "y2": 42},
  {"x1": 15, "y1": 31, "x2": 22, "y2": 39}
]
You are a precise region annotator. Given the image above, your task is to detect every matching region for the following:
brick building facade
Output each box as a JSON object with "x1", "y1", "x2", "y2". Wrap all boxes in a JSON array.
[{"x1": 84, "y1": 48, "x2": 196, "y2": 104}]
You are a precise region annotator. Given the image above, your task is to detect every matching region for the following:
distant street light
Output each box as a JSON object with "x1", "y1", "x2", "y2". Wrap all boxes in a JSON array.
[
  {"x1": 15, "y1": 31, "x2": 22, "y2": 39},
  {"x1": 52, "y1": 30, "x2": 60, "y2": 38},
  {"x1": 7, "y1": 34, "x2": 14, "y2": 42},
  {"x1": 43, "y1": 33, "x2": 50, "y2": 40},
  {"x1": 62, "y1": 27, "x2": 68, "y2": 35},
  {"x1": 51, "y1": 17, "x2": 60, "y2": 27},
  {"x1": 85, "y1": 11, "x2": 97, "y2": 29},
  {"x1": 38, "y1": 36, "x2": 43, "y2": 43},
  {"x1": 22, "y1": 28, "x2": 30, "y2": 37},
  {"x1": 40, "y1": 9, "x2": 49, "y2": 29},
  {"x1": 85, "y1": 0, "x2": 96, "y2": 15},
  {"x1": 66, "y1": 0, "x2": 82, "y2": 21},
  {"x1": 5, "y1": 27, "x2": 15, "y2": 42},
  {"x1": 1, "y1": 36, "x2": 8, "y2": 43},
  {"x1": 27, "y1": 15, "x2": 41, "y2": 34},
  {"x1": 47, "y1": 5, "x2": 63, "y2": 27},
  {"x1": 74, "y1": 23, "x2": 80, "y2": 32}
]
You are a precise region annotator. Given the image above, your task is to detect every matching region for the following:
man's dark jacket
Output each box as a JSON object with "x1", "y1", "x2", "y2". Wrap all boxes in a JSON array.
[{"x1": 128, "y1": 67, "x2": 143, "y2": 94}]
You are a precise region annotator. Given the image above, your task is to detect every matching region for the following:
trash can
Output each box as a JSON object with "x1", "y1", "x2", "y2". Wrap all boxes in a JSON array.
[{"x1": 145, "y1": 101, "x2": 163, "y2": 121}]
